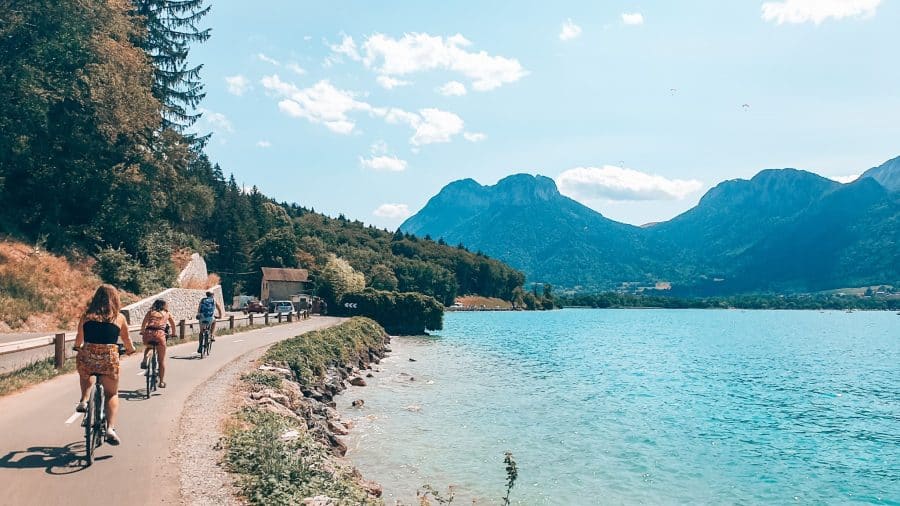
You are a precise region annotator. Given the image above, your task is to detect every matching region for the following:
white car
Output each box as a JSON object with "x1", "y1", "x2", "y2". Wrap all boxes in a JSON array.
[{"x1": 272, "y1": 301, "x2": 294, "y2": 313}]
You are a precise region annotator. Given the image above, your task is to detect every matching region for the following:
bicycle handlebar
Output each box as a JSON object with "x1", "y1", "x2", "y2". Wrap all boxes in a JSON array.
[{"x1": 72, "y1": 344, "x2": 129, "y2": 356}]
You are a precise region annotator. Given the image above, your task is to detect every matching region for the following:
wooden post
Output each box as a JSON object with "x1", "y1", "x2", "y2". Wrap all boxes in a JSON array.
[
  {"x1": 249, "y1": 313, "x2": 254, "y2": 326},
  {"x1": 277, "y1": 312, "x2": 283, "y2": 323},
  {"x1": 264, "y1": 313, "x2": 269, "y2": 325},
  {"x1": 229, "y1": 315, "x2": 235, "y2": 330},
  {"x1": 54, "y1": 333, "x2": 66, "y2": 369},
  {"x1": 287, "y1": 312, "x2": 293, "y2": 322},
  {"x1": 179, "y1": 319, "x2": 186, "y2": 340}
]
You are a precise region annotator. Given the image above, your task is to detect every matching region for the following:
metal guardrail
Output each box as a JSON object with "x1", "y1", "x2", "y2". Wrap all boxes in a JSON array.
[{"x1": 0, "y1": 310, "x2": 312, "y2": 369}]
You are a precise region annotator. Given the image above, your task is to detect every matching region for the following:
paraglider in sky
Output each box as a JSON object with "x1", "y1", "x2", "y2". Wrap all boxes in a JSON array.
[
  {"x1": 742, "y1": 103, "x2": 751, "y2": 111},
  {"x1": 669, "y1": 88, "x2": 678, "y2": 95}
]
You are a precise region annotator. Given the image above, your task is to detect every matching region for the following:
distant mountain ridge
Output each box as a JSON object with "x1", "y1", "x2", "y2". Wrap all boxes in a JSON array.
[{"x1": 401, "y1": 157, "x2": 900, "y2": 293}]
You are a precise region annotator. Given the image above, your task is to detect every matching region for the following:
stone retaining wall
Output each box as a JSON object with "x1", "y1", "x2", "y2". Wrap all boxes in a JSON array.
[
  {"x1": 121, "y1": 285, "x2": 224, "y2": 325},
  {"x1": 177, "y1": 252, "x2": 209, "y2": 288}
]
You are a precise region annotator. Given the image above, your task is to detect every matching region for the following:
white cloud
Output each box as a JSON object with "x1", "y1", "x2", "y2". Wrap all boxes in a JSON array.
[
  {"x1": 437, "y1": 81, "x2": 467, "y2": 96},
  {"x1": 199, "y1": 108, "x2": 234, "y2": 134},
  {"x1": 286, "y1": 62, "x2": 306, "y2": 75},
  {"x1": 830, "y1": 174, "x2": 860, "y2": 184},
  {"x1": 373, "y1": 203, "x2": 411, "y2": 219},
  {"x1": 762, "y1": 0, "x2": 881, "y2": 24},
  {"x1": 559, "y1": 19, "x2": 583, "y2": 41},
  {"x1": 463, "y1": 132, "x2": 486, "y2": 142},
  {"x1": 261, "y1": 75, "x2": 373, "y2": 134},
  {"x1": 556, "y1": 166, "x2": 703, "y2": 201},
  {"x1": 256, "y1": 140, "x2": 272, "y2": 148},
  {"x1": 361, "y1": 32, "x2": 527, "y2": 91},
  {"x1": 384, "y1": 107, "x2": 465, "y2": 145},
  {"x1": 261, "y1": 74, "x2": 466, "y2": 144},
  {"x1": 225, "y1": 75, "x2": 250, "y2": 96},
  {"x1": 257, "y1": 53, "x2": 280, "y2": 66},
  {"x1": 360, "y1": 155, "x2": 408, "y2": 172},
  {"x1": 327, "y1": 34, "x2": 362, "y2": 63},
  {"x1": 370, "y1": 140, "x2": 389, "y2": 155},
  {"x1": 376, "y1": 75, "x2": 412, "y2": 89},
  {"x1": 622, "y1": 12, "x2": 645, "y2": 25}
]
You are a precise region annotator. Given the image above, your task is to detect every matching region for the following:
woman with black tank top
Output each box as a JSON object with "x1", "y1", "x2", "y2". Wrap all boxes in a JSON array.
[{"x1": 73, "y1": 285, "x2": 136, "y2": 445}]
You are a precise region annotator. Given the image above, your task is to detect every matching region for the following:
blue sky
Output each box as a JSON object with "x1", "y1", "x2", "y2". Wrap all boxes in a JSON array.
[{"x1": 191, "y1": 0, "x2": 900, "y2": 228}]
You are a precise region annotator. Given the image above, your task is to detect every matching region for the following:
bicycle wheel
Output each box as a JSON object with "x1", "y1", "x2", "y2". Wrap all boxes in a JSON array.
[
  {"x1": 145, "y1": 348, "x2": 155, "y2": 398},
  {"x1": 93, "y1": 383, "x2": 105, "y2": 451},
  {"x1": 84, "y1": 386, "x2": 95, "y2": 466},
  {"x1": 206, "y1": 332, "x2": 212, "y2": 356},
  {"x1": 150, "y1": 349, "x2": 158, "y2": 393}
]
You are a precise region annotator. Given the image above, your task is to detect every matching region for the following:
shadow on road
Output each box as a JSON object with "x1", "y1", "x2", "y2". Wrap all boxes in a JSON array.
[
  {"x1": 0, "y1": 442, "x2": 108, "y2": 474},
  {"x1": 119, "y1": 389, "x2": 153, "y2": 401},
  {"x1": 170, "y1": 353, "x2": 201, "y2": 360}
]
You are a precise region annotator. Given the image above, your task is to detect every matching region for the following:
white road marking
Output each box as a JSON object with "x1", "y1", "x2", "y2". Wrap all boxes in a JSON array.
[
  {"x1": 137, "y1": 370, "x2": 147, "y2": 376},
  {"x1": 64, "y1": 412, "x2": 81, "y2": 425},
  {"x1": 233, "y1": 339, "x2": 244, "y2": 343}
]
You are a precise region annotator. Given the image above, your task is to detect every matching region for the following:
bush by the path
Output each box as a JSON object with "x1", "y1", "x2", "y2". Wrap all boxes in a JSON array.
[{"x1": 340, "y1": 289, "x2": 443, "y2": 335}]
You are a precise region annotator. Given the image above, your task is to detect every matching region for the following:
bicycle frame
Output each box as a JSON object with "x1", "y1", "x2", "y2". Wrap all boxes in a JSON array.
[
  {"x1": 83, "y1": 374, "x2": 106, "y2": 466},
  {"x1": 198, "y1": 320, "x2": 212, "y2": 358}
]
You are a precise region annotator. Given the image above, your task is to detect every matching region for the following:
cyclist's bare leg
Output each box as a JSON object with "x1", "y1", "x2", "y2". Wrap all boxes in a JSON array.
[
  {"x1": 78, "y1": 374, "x2": 94, "y2": 403},
  {"x1": 100, "y1": 374, "x2": 119, "y2": 428},
  {"x1": 210, "y1": 320, "x2": 217, "y2": 337},
  {"x1": 157, "y1": 346, "x2": 167, "y2": 383}
]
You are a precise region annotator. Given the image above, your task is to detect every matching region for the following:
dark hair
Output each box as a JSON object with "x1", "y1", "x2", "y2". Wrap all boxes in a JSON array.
[
  {"x1": 205, "y1": 291, "x2": 213, "y2": 297},
  {"x1": 84, "y1": 284, "x2": 121, "y2": 323},
  {"x1": 151, "y1": 299, "x2": 167, "y2": 312}
]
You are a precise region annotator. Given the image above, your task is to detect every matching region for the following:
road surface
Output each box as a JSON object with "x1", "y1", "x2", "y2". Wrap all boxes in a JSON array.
[{"x1": 0, "y1": 316, "x2": 343, "y2": 505}]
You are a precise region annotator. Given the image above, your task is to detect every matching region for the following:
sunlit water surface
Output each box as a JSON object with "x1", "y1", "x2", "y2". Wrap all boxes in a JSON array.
[{"x1": 341, "y1": 309, "x2": 899, "y2": 505}]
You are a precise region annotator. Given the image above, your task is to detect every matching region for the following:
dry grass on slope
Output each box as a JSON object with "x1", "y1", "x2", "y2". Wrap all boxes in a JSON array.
[
  {"x1": 455, "y1": 295, "x2": 513, "y2": 309},
  {"x1": 0, "y1": 240, "x2": 106, "y2": 332}
]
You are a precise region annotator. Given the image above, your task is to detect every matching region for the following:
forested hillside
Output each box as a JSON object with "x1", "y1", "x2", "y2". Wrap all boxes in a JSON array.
[{"x1": 0, "y1": 0, "x2": 524, "y2": 313}]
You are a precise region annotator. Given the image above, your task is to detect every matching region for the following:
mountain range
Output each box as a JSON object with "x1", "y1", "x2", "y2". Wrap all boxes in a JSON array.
[{"x1": 400, "y1": 156, "x2": 900, "y2": 294}]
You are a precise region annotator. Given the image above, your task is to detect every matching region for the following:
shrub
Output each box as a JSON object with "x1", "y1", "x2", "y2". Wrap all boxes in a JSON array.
[
  {"x1": 94, "y1": 246, "x2": 142, "y2": 292},
  {"x1": 340, "y1": 288, "x2": 444, "y2": 335},
  {"x1": 226, "y1": 408, "x2": 378, "y2": 506}
]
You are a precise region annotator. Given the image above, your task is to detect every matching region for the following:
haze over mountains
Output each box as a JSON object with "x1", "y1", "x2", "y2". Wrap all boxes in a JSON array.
[{"x1": 400, "y1": 157, "x2": 900, "y2": 294}]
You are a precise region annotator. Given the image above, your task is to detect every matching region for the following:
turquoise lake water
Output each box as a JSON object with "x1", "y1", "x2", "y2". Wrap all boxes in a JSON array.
[{"x1": 342, "y1": 310, "x2": 899, "y2": 505}]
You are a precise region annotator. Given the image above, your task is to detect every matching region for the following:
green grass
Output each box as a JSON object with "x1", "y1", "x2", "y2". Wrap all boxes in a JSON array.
[
  {"x1": 263, "y1": 317, "x2": 386, "y2": 384},
  {"x1": 226, "y1": 407, "x2": 379, "y2": 506},
  {"x1": 224, "y1": 318, "x2": 389, "y2": 505},
  {"x1": 0, "y1": 356, "x2": 77, "y2": 397},
  {"x1": 240, "y1": 370, "x2": 282, "y2": 390}
]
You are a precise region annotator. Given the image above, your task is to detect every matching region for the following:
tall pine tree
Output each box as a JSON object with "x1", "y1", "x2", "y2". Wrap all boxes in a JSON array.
[{"x1": 132, "y1": 0, "x2": 210, "y2": 136}]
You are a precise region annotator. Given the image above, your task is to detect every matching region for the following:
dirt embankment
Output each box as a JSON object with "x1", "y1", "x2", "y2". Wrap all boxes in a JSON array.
[{"x1": 0, "y1": 240, "x2": 115, "y2": 332}]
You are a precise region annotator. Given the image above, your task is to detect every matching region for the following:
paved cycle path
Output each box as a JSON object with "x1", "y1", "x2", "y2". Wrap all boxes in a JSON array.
[{"x1": 0, "y1": 317, "x2": 344, "y2": 505}]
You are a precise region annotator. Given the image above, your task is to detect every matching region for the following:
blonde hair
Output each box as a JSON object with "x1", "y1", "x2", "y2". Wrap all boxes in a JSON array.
[{"x1": 84, "y1": 284, "x2": 121, "y2": 323}]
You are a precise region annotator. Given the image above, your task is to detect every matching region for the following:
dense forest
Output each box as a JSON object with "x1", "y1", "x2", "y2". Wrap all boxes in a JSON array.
[
  {"x1": 0, "y1": 0, "x2": 525, "y2": 312},
  {"x1": 560, "y1": 291, "x2": 900, "y2": 311}
]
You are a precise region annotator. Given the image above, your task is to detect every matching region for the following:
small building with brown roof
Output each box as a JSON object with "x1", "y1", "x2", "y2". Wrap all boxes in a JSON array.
[{"x1": 261, "y1": 267, "x2": 311, "y2": 302}]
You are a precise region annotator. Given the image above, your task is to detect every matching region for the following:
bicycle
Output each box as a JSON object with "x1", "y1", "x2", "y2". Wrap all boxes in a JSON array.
[
  {"x1": 77, "y1": 344, "x2": 125, "y2": 466},
  {"x1": 198, "y1": 319, "x2": 213, "y2": 358},
  {"x1": 145, "y1": 343, "x2": 159, "y2": 399}
]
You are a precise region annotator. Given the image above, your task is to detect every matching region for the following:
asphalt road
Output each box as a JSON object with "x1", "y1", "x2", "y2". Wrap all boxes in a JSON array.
[{"x1": 0, "y1": 316, "x2": 343, "y2": 506}]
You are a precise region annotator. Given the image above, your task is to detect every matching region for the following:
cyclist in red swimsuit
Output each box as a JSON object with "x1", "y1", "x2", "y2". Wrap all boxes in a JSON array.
[{"x1": 139, "y1": 299, "x2": 176, "y2": 388}]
